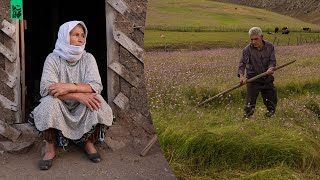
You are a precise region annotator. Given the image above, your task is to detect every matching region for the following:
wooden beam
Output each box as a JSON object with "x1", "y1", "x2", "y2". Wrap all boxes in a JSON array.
[
  {"x1": 20, "y1": 20, "x2": 26, "y2": 122},
  {"x1": 106, "y1": 2, "x2": 121, "y2": 114},
  {"x1": 107, "y1": 0, "x2": 145, "y2": 33},
  {"x1": 109, "y1": 62, "x2": 140, "y2": 88},
  {"x1": 1, "y1": 19, "x2": 16, "y2": 39},
  {"x1": 140, "y1": 135, "x2": 158, "y2": 157},
  {"x1": 129, "y1": 109, "x2": 155, "y2": 134},
  {"x1": 0, "y1": 42, "x2": 16, "y2": 62},
  {"x1": 0, "y1": 68, "x2": 16, "y2": 88},
  {"x1": 113, "y1": 92, "x2": 129, "y2": 110},
  {"x1": 113, "y1": 29, "x2": 144, "y2": 63},
  {"x1": 0, "y1": 94, "x2": 18, "y2": 111},
  {"x1": 107, "y1": 0, "x2": 128, "y2": 15},
  {"x1": 12, "y1": 20, "x2": 22, "y2": 123}
]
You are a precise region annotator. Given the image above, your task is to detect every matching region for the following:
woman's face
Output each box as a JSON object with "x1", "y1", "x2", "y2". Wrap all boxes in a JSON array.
[{"x1": 69, "y1": 25, "x2": 85, "y2": 46}]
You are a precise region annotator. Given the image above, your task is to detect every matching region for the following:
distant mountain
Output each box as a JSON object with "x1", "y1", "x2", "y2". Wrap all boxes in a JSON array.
[{"x1": 212, "y1": 0, "x2": 320, "y2": 24}]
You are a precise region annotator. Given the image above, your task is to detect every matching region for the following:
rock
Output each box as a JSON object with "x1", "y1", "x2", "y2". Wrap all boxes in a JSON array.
[
  {"x1": 0, "y1": 141, "x2": 34, "y2": 153},
  {"x1": 0, "y1": 123, "x2": 38, "y2": 153},
  {"x1": 12, "y1": 123, "x2": 38, "y2": 138},
  {"x1": 105, "y1": 137, "x2": 126, "y2": 151},
  {"x1": 0, "y1": 121, "x2": 21, "y2": 142},
  {"x1": 106, "y1": 124, "x2": 131, "y2": 137}
]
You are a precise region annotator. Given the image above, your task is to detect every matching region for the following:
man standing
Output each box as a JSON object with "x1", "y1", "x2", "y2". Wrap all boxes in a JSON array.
[{"x1": 238, "y1": 27, "x2": 277, "y2": 118}]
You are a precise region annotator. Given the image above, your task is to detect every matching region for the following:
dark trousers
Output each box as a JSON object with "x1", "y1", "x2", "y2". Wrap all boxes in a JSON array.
[{"x1": 244, "y1": 77, "x2": 277, "y2": 115}]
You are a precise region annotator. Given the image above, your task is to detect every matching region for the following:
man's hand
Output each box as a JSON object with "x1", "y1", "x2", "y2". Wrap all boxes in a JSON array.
[
  {"x1": 49, "y1": 83, "x2": 77, "y2": 97},
  {"x1": 77, "y1": 93, "x2": 102, "y2": 111},
  {"x1": 266, "y1": 67, "x2": 274, "y2": 75},
  {"x1": 239, "y1": 75, "x2": 247, "y2": 85}
]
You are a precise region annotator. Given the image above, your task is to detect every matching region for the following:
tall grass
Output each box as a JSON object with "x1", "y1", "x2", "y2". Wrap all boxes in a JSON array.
[{"x1": 155, "y1": 110, "x2": 320, "y2": 165}]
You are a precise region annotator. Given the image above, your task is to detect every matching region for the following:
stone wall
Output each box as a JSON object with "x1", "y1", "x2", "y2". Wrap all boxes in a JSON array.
[{"x1": 104, "y1": 0, "x2": 155, "y2": 151}]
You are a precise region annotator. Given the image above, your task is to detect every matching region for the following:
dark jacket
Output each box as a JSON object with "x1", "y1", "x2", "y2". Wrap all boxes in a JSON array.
[{"x1": 238, "y1": 40, "x2": 276, "y2": 78}]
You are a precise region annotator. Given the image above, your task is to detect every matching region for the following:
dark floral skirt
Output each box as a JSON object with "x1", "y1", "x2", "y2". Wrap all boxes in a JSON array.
[{"x1": 28, "y1": 112, "x2": 108, "y2": 149}]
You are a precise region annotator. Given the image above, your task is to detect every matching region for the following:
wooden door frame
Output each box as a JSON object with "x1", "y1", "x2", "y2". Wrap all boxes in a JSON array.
[{"x1": 0, "y1": 19, "x2": 22, "y2": 123}]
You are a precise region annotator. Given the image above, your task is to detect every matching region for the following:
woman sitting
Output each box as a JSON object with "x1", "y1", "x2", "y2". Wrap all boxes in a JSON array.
[{"x1": 32, "y1": 20, "x2": 113, "y2": 170}]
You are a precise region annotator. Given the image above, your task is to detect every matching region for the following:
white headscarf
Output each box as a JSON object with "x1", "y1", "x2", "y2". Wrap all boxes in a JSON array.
[{"x1": 53, "y1": 20, "x2": 88, "y2": 62}]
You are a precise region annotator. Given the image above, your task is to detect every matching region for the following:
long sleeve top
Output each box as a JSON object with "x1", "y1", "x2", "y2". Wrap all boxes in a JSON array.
[
  {"x1": 33, "y1": 52, "x2": 113, "y2": 140},
  {"x1": 238, "y1": 40, "x2": 276, "y2": 78}
]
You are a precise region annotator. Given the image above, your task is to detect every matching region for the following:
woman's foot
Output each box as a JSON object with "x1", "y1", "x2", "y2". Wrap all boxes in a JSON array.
[
  {"x1": 84, "y1": 140, "x2": 97, "y2": 154},
  {"x1": 43, "y1": 142, "x2": 56, "y2": 160},
  {"x1": 39, "y1": 142, "x2": 55, "y2": 170},
  {"x1": 84, "y1": 140, "x2": 101, "y2": 163}
]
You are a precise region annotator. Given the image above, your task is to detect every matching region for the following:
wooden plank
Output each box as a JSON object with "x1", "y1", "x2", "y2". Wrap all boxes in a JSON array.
[
  {"x1": 107, "y1": 0, "x2": 128, "y2": 15},
  {"x1": 129, "y1": 109, "x2": 155, "y2": 134},
  {"x1": 0, "y1": 68, "x2": 16, "y2": 88},
  {"x1": 1, "y1": 19, "x2": 16, "y2": 39},
  {"x1": 0, "y1": 42, "x2": 16, "y2": 62},
  {"x1": 113, "y1": 29, "x2": 144, "y2": 63},
  {"x1": 20, "y1": 20, "x2": 26, "y2": 122},
  {"x1": 0, "y1": 94, "x2": 18, "y2": 111},
  {"x1": 113, "y1": 92, "x2": 129, "y2": 110},
  {"x1": 106, "y1": 3, "x2": 121, "y2": 115},
  {"x1": 109, "y1": 62, "x2": 140, "y2": 88},
  {"x1": 140, "y1": 135, "x2": 158, "y2": 157},
  {"x1": 13, "y1": 20, "x2": 21, "y2": 122},
  {"x1": 0, "y1": 121, "x2": 21, "y2": 142},
  {"x1": 5, "y1": 21, "x2": 18, "y2": 75},
  {"x1": 107, "y1": 0, "x2": 145, "y2": 33}
]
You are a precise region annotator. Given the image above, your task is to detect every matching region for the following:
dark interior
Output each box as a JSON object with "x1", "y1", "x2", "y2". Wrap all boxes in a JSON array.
[{"x1": 24, "y1": 0, "x2": 107, "y2": 118}]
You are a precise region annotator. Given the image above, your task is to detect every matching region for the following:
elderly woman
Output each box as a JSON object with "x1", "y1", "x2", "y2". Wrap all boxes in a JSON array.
[{"x1": 32, "y1": 20, "x2": 113, "y2": 170}]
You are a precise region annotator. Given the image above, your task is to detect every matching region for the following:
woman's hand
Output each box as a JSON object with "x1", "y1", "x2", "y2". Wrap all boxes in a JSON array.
[
  {"x1": 49, "y1": 83, "x2": 76, "y2": 97},
  {"x1": 77, "y1": 93, "x2": 102, "y2": 111}
]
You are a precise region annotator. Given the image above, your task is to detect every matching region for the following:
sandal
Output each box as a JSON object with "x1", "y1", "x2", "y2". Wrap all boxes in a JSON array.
[
  {"x1": 39, "y1": 158, "x2": 54, "y2": 170},
  {"x1": 85, "y1": 151, "x2": 101, "y2": 163}
]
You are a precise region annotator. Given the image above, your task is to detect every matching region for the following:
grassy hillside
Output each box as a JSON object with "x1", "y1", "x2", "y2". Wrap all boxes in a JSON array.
[
  {"x1": 145, "y1": 0, "x2": 320, "y2": 50},
  {"x1": 146, "y1": 0, "x2": 320, "y2": 32},
  {"x1": 213, "y1": 0, "x2": 320, "y2": 24}
]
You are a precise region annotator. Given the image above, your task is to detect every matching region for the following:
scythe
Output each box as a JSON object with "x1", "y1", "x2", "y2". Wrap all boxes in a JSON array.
[{"x1": 197, "y1": 60, "x2": 296, "y2": 107}]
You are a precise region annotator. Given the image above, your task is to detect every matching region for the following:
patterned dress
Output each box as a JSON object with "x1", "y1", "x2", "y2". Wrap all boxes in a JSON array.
[{"x1": 33, "y1": 52, "x2": 113, "y2": 140}]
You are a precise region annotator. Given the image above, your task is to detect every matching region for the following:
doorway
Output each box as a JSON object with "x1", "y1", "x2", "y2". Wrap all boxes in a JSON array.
[{"x1": 23, "y1": 0, "x2": 108, "y2": 119}]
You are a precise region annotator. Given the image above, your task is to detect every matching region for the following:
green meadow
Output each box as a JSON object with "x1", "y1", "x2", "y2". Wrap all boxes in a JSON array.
[
  {"x1": 145, "y1": 0, "x2": 320, "y2": 179},
  {"x1": 145, "y1": 30, "x2": 320, "y2": 50},
  {"x1": 145, "y1": 46, "x2": 320, "y2": 179}
]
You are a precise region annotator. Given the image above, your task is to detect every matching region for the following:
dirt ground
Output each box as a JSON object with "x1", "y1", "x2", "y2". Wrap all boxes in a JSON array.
[{"x1": 0, "y1": 138, "x2": 176, "y2": 179}]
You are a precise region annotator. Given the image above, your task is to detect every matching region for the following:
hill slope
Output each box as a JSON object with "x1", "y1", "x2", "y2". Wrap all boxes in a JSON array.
[
  {"x1": 146, "y1": 0, "x2": 320, "y2": 32},
  {"x1": 213, "y1": 0, "x2": 320, "y2": 24}
]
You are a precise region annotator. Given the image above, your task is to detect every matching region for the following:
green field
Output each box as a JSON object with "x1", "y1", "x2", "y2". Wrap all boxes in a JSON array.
[
  {"x1": 145, "y1": 45, "x2": 320, "y2": 179},
  {"x1": 145, "y1": 30, "x2": 320, "y2": 51}
]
